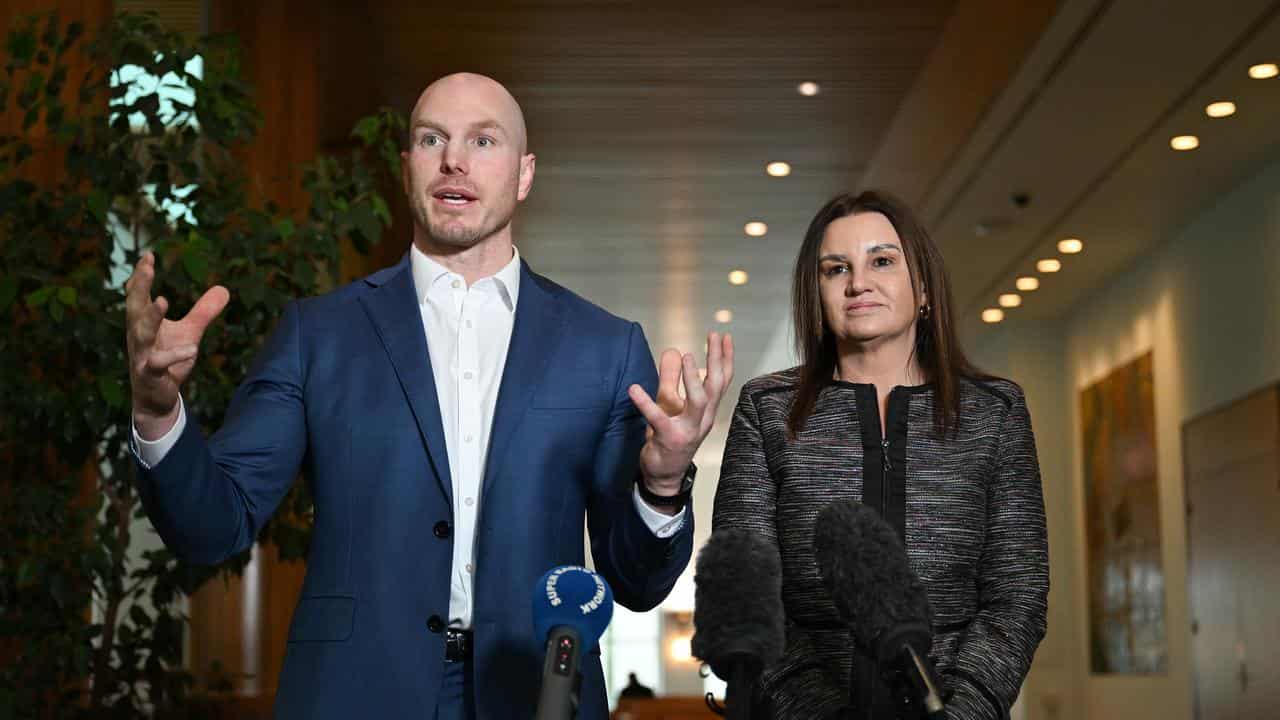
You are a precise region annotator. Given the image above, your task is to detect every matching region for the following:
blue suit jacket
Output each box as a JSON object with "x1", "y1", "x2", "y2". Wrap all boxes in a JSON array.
[{"x1": 134, "y1": 256, "x2": 694, "y2": 719}]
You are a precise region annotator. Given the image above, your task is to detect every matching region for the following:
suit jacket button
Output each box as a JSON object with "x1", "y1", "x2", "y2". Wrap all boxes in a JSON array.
[
  {"x1": 427, "y1": 615, "x2": 445, "y2": 633},
  {"x1": 433, "y1": 521, "x2": 452, "y2": 539}
]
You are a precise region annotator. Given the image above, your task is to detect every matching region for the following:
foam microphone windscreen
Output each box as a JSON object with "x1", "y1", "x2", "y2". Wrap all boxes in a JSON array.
[
  {"x1": 532, "y1": 566, "x2": 614, "y2": 653},
  {"x1": 691, "y1": 529, "x2": 786, "y2": 678},
  {"x1": 812, "y1": 499, "x2": 933, "y2": 645}
]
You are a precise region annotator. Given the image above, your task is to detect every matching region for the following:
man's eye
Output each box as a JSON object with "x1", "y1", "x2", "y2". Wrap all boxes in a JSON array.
[
  {"x1": 476, "y1": 137, "x2": 493, "y2": 148},
  {"x1": 419, "y1": 134, "x2": 442, "y2": 147}
]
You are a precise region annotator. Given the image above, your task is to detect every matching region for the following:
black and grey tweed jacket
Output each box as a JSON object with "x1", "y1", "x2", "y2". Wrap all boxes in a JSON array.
[{"x1": 713, "y1": 368, "x2": 1049, "y2": 720}]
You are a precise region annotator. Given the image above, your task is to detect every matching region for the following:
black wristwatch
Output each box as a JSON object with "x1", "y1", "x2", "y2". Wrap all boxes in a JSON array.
[{"x1": 636, "y1": 462, "x2": 697, "y2": 508}]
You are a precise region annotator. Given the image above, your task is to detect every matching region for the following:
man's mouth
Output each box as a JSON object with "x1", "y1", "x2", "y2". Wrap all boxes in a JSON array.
[{"x1": 432, "y1": 188, "x2": 477, "y2": 206}]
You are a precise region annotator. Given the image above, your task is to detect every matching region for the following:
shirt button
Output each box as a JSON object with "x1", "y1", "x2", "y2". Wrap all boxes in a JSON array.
[
  {"x1": 451, "y1": 279, "x2": 461, "y2": 289},
  {"x1": 465, "y1": 497, "x2": 475, "y2": 507},
  {"x1": 464, "y1": 434, "x2": 474, "y2": 443},
  {"x1": 465, "y1": 320, "x2": 473, "y2": 328},
  {"x1": 463, "y1": 371, "x2": 474, "y2": 380},
  {"x1": 465, "y1": 564, "x2": 474, "y2": 574}
]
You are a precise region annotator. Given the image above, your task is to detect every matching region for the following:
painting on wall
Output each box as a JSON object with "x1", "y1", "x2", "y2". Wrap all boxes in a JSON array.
[{"x1": 1080, "y1": 351, "x2": 1168, "y2": 674}]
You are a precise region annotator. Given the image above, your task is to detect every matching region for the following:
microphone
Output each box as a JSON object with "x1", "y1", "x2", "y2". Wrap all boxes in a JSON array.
[
  {"x1": 531, "y1": 565, "x2": 614, "y2": 720},
  {"x1": 691, "y1": 529, "x2": 785, "y2": 720},
  {"x1": 812, "y1": 500, "x2": 946, "y2": 719}
]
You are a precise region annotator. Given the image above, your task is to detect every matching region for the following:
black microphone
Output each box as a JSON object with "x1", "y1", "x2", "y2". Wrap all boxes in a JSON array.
[
  {"x1": 691, "y1": 529, "x2": 785, "y2": 720},
  {"x1": 531, "y1": 566, "x2": 615, "y2": 720},
  {"x1": 813, "y1": 500, "x2": 946, "y2": 719}
]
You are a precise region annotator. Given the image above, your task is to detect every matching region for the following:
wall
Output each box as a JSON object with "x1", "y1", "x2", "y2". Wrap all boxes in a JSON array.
[{"x1": 972, "y1": 153, "x2": 1280, "y2": 719}]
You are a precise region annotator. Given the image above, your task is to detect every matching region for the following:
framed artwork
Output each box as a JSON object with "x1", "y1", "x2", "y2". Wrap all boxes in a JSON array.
[{"x1": 1080, "y1": 352, "x2": 1167, "y2": 674}]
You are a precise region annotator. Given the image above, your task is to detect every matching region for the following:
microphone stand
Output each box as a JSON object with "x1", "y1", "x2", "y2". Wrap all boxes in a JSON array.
[
  {"x1": 535, "y1": 627, "x2": 584, "y2": 720},
  {"x1": 725, "y1": 662, "x2": 753, "y2": 720},
  {"x1": 702, "y1": 654, "x2": 760, "y2": 720}
]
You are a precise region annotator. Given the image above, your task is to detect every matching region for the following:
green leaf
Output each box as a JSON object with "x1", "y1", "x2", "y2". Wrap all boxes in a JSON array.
[
  {"x1": 49, "y1": 299, "x2": 64, "y2": 323},
  {"x1": 186, "y1": 229, "x2": 210, "y2": 254},
  {"x1": 25, "y1": 70, "x2": 45, "y2": 97},
  {"x1": 98, "y1": 376, "x2": 125, "y2": 410},
  {"x1": 87, "y1": 189, "x2": 109, "y2": 221},
  {"x1": 41, "y1": 12, "x2": 59, "y2": 52},
  {"x1": 352, "y1": 115, "x2": 380, "y2": 145},
  {"x1": 351, "y1": 203, "x2": 381, "y2": 245},
  {"x1": 372, "y1": 195, "x2": 391, "y2": 226},
  {"x1": 25, "y1": 286, "x2": 54, "y2": 308},
  {"x1": 241, "y1": 282, "x2": 265, "y2": 308},
  {"x1": 62, "y1": 22, "x2": 84, "y2": 52},
  {"x1": 292, "y1": 259, "x2": 315, "y2": 287},
  {"x1": 56, "y1": 286, "x2": 77, "y2": 306},
  {"x1": 182, "y1": 251, "x2": 209, "y2": 283},
  {"x1": 276, "y1": 218, "x2": 295, "y2": 240},
  {"x1": 17, "y1": 560, "x2": 33, "y2": 585},
  {"x1": 47, "y1": 65, "x2": 67, "y2": 97},
  {"x1": 0, "y1": 275, "x2": 17, "y2": 312},
  {"x1": 6, "y1": 28, "x2": 37, "y2": 65}
]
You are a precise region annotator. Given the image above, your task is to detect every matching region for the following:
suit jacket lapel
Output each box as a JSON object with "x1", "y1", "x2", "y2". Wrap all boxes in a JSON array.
[
  {"x1": 482, "y1": 262, "x2": 566, "y2": 499},
  {"x1": 358, "y1": 256, "x2": 453, "y2": 505}
]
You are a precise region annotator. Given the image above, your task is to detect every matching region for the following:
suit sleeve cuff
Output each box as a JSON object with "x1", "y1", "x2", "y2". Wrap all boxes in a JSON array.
[
  {"x1": 631, "y1": 486, "x2": 686, "y2": 538},
  {"x1": 131, "y1": 398, "x2": 187, "y2": 470}
]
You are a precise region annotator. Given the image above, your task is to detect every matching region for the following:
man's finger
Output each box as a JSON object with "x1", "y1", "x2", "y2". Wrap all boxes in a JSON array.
[
  {"x1": 629, "y1": 384, "x2": 676, "y2": 433},
  {"x1": 655, "y1": 348, "x2": 684, "y2": 414},
  {"x1": 721, "y1": 333, "x2": 735, "y2": 390},
  {"x1": 703, "y1": 331, "x2": 723, "y2": 393},
  {"x1": 133, "y1": 296, "x2": 168, "y2": 349},
  {"x1": 124, "y1": 253, "x2": 155, "y2": 319},
  {"x1": 184, "y1": 285, "x2": 231, "y2": 336},
  {"x1": 679, "y1": 352, "x2": 707, "y2": 416},
  {"x1": 144, "y1": 343, "x2": 198, "y2": 375}
]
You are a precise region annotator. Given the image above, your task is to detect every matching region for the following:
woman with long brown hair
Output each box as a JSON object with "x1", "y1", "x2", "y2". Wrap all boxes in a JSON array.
[{"x1": 714, "y1": 190, "x2": 1048, "y2": 719}]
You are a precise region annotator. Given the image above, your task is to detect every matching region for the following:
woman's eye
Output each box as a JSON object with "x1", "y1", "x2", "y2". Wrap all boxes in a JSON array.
[
  {"x1": 873, "y1": 256, "x2": 894, "y2": 268},
  {"x1": 822, "y1": 264, "x2": 848, "y2": 277}
]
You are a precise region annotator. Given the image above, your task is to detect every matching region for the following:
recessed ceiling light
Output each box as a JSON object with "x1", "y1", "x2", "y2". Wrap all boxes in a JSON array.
[
  {"x1": 1205, "y1": 101, "x2": 1236, "y2": 118},
  {"x1": 1248, "y1": 63, "x2": 1278, "y2": 79},
  {"x1": 1058, "y1": 238, "x2": 1084, "y2": 254},
  {"x1": 998, "y1": 293, "x2": 1022, "y2": 308},
  {"x1": 714, "y1": 309, "x2": 733, "y2": 324},
  {"x1": 1170, "y1": 135, "x2": 1200, "y2": 151},
  {"x1": 1037, "y1": 259, "x2": 1062, "y2": 273},
  {"x1": 744, "y1": 221, "x2": 768, "y2": 237},
  {"x1": 797, "y1": 81, "x2": 820, "y2": 96},
  {"x1": 728, "y1": 269, "x2": 749, "y2": 286},
  {"x1": 1016, "y1": 276, "x2": 1040, "y2": 291},
  {"x1": 981, "y1": 308, "x2": 1005, "y2": 323},
  {"x1": 766, "y1": 161, "x2": 791, "y2": 177}
]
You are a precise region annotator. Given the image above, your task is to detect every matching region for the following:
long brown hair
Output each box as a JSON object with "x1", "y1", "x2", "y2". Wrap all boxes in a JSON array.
[{"x1": 786, "y1": 190, "x2": 990, "y2": 438}]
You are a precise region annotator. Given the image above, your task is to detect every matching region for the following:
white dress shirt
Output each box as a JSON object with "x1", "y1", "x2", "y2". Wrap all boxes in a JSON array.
[{"x1": 133, "y1": 245, "x2": 684, "y2": 629}]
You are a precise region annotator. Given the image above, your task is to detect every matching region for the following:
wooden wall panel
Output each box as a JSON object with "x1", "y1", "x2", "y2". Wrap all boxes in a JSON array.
[{"x1": 0, "y1": 0, "x2": 113, "y2": 187}]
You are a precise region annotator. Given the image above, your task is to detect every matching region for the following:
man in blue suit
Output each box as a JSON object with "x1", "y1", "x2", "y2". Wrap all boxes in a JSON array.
[{"x1": 124, "y1": 73, "x2": 734, "y2": 720}]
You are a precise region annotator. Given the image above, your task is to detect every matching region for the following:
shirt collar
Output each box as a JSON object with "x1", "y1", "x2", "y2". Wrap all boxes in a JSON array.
[{"x1": 410, "y1": 243, "x2": 521, "y2": 312}]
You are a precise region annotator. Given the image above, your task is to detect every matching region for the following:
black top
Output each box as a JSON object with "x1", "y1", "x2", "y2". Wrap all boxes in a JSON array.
[{"x1": 715, "y1": 368, "x2": 1049, "y2": 720}]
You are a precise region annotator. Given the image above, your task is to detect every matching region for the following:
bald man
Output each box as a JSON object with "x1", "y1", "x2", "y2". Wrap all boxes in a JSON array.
[{"x1": 125, "y1": 73, "x2": 733, "y2": 720}]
